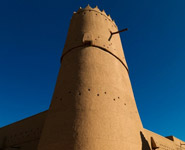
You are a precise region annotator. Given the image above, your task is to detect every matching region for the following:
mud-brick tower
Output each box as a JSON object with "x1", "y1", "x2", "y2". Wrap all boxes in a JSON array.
[{"x1": 38, "y1": 5, "x2": 143, "y2": 150}]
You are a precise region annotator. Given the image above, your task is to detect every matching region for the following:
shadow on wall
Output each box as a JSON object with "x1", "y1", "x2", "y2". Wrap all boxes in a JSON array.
[
  {"x1": 140, "y1": 131, "x2": 151, "y2": 150},
  {"x1": 0, "y1": 137, "x2": 6, "y2": 150}
]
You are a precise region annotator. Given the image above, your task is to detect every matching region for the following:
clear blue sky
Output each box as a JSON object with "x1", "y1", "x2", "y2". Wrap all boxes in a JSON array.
[{"x1": 0, "y1": 0, "x2": 185, "y2": 141}]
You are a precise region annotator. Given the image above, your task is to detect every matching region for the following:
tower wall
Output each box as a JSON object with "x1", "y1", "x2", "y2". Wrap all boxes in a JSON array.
[{"x1": 38, "y1": 5, "x2": 143, "y2": 150}]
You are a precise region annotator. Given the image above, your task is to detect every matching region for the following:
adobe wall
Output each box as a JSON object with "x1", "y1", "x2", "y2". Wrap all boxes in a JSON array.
[
  {"x1": 0, "y1": 111, "x2": 47, "y2": 150},
  {"x1": 166, "y1": 136, "x2": 185, "y2": 150},
  {"x1": 0, "y1": 109, "x2": 184, "y2": 150},
  {"x1": 144, "y1": 129, "x2": 185, "y2": 150}
]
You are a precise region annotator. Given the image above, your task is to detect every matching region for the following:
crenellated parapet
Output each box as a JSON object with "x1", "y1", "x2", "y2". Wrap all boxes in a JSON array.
[
  {"x1": 74, "y1": 5, "x2": 116, "y2": 26},
  {"x1": 62, "y1": 4, "x2": 128, "y2": 72}
]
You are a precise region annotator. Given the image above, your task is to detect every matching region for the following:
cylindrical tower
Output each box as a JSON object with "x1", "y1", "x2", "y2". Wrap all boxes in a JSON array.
[{"x1": 38, "y1": 5, "x2": 143, "y2": 150}]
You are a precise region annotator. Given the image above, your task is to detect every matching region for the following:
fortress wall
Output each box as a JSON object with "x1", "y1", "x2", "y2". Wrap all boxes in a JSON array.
[
  {"x1": 0, "y1": 111, "x2": 47, "y2": 150},
  {"x1": 166, "y1": 136, "x2": 185, "y2": 149},
  {"x1": 143, "y1": 128, "x2": 185, "y2": 150}
]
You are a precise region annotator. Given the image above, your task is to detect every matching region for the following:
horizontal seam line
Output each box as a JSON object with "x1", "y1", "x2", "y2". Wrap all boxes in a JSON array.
[{"x1": 61, "y1": 45, "x2": 129, "y2": 73}]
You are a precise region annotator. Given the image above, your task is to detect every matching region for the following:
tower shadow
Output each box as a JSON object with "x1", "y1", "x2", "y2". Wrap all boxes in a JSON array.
[{"x1": 140, "y1": 131, "x2": 151, "y2": 150}]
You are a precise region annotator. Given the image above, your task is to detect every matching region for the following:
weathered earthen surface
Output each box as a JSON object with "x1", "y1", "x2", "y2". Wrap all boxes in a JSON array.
[
  {"x1": 0, "y1": 111, "x2": 47, "y2": 150},
  {"x1": 37, "y1": 5, "x2": 143, "y2": 150}
]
